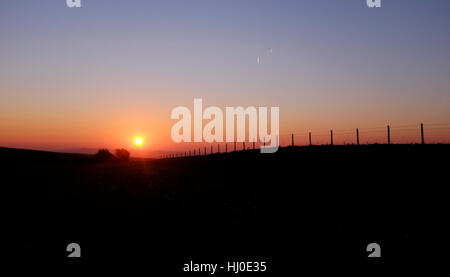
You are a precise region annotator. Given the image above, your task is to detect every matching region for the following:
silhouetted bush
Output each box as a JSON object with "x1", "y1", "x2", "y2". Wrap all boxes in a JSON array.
[
  {"x1": 94, "y1": 149, "x2": 115, "y2": 161},
  {"x1": 115, "y1": 148, "x2": 130, "y2": 161}
]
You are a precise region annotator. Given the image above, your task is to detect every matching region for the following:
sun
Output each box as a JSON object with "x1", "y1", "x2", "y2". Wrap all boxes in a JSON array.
[{"x1": 135, "y1": 137, "x2": 143, "y2": 145}]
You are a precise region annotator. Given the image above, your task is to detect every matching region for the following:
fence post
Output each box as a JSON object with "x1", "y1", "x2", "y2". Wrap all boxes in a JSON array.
[
  {"x1": 253, "y1": 139, "x2": 255, "y2": 150},
  {"x1": 356, "y1": 128, "x2": 360, "y2": 146},
  {"x1": 225, "y1": 143, "x2": 227, "y2": 153},
  {"x1": 263, "y1": 138, "x2": 266, "y2": 147},
  {"x1": 234, "y1": 141, "x2": 237, "y2": 151},
  {"x1": 292, "y1": 134, "x2": 294, "y2": 147},
  {"x1": 309, "y1": 132, "x2": 312, "y2": 146},
  {"x1": 387, "y1": 125, "x2": 390, "y2": 145},
  {"x1": 330, "y1": 130, "x2": 333, "y2": 146},
  {"x1": 421, "y1": 123, "x2": 425, "y2": 144}
]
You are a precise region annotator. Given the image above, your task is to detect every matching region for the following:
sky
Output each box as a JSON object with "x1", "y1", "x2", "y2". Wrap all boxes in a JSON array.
[{"x1": 1, "y1": 0, "x2": 450, "y2": 156}]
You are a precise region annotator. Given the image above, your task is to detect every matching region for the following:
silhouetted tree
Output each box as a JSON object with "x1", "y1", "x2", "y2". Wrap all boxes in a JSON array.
[
  {"x1": 115, "y1": 148, "x2": 130, "y2": 161},
  {"x1": 94, "y1": 148, "x2": 115, "y2": 161}
]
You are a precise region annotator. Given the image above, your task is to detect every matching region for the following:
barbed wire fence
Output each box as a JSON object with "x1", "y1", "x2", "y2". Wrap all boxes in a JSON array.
[{"x1": 161, "y1": 123, "x2": 450, "y2": 159}]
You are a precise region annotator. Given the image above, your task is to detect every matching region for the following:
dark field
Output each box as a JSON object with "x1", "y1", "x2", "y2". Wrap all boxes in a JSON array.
[{"x1": 2, "y1": 145, "x2": 449, "y2": 272}]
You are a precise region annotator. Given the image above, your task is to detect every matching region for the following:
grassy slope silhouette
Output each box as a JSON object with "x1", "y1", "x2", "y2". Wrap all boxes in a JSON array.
[{"x1": 2, "y1": 145, "x2": 449, "y2": 270}]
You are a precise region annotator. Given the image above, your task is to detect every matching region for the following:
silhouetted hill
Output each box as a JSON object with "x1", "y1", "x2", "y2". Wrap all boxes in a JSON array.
[
  {"x1": 0, "y1": 146, "x2": 91, "y2": 162},
  {"x1": 2, "y1": 144, "x2": 450, "y2": 271}
]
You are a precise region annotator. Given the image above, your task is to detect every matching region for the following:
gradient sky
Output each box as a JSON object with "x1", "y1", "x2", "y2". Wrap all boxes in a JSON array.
[{"x1": 1, "y1": 0, "x2": 450, "y2": 156}]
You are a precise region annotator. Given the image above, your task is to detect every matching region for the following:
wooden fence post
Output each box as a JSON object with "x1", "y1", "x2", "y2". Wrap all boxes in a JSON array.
[
  {"x1": 330, "y1": 130, "x2": 333, "y2": 146},
  {"x1": 357, "y1": 128, "x2": 360, "y2": 146},
  {"x1": 387, "y1": 125, "x2": 390, "y2": 145},
  {"x1": 421, "y1": 123, "x2": 425, "y2": 144}
]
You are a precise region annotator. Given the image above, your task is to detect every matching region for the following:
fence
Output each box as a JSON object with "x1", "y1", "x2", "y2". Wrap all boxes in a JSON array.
[{"x1": 161, "y1": 123, "x2": 450, "y2": 158}]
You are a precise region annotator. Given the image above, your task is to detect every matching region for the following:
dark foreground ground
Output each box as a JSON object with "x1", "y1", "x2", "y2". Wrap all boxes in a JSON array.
[{"x1": 2, "y1": 145, "x2": 449, "y2": 272}]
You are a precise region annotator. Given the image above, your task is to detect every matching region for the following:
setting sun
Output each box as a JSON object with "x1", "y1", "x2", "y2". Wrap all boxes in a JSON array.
[{"x1": 135, "y1": 137, "x2": 143, "y2": 145}]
